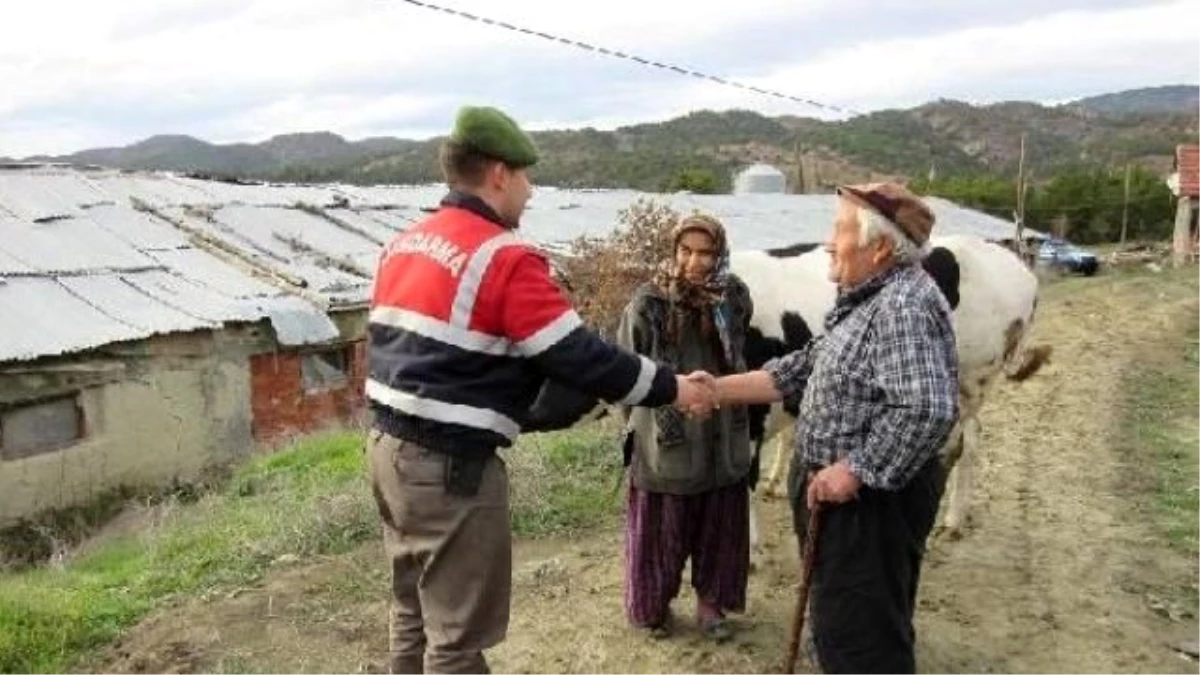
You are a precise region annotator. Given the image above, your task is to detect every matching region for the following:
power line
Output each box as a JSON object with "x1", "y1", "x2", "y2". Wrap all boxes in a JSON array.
[{"x1": 394, "y1": 0, "x2": 860, "y2": 117}]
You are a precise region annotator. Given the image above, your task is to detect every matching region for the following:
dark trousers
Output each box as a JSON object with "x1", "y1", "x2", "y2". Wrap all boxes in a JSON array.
[{"x1": 789, "y1": 459, "x2": 945, "y2": 674}]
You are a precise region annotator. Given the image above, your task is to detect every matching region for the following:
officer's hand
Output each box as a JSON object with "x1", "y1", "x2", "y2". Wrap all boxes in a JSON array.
[{"x1": 674, "y1": 373, "x2": 717, "y2": 419}]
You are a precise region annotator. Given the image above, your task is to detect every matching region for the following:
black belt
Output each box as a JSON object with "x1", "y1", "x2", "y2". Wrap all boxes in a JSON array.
[
  {"x1": 372, "y1": 409, "x2": 495, "y2": 497},
  {"x1": 372, "y1": 407, "x2": 496, "y2": 458}
]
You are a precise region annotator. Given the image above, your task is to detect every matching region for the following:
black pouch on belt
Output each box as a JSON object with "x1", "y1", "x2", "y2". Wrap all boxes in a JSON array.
[{"x1": 444, "y1": 453, "x2": 489, "y2": 497}]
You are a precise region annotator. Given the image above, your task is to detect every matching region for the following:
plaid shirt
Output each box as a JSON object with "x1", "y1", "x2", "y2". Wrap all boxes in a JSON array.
[{"x1": 764, "y1": 264, "x2": 959, "y2": 490}]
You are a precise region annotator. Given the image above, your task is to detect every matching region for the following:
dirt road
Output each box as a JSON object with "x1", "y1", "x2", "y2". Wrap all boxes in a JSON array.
[{"x1": 96, "y1": 269, "x2": 1199, "y2": 674}]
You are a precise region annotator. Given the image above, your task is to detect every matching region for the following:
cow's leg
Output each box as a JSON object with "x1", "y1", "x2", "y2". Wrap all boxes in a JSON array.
[
  {"x1": 763, "y1": 424, "x2": 794, "y2": 498},
  {"x1": 940, "y1": 412, "x2": 980, "y2": 536}
]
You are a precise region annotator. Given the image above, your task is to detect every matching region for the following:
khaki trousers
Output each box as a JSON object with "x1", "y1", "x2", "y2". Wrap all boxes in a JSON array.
[{"x1": 367, "y1": 430, "x2": 511, "y2": 674}]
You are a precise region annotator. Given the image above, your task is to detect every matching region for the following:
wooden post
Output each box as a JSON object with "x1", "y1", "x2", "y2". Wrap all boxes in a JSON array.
[
  {"x1": 1120, "y1": 163, "x2": 1131, "y2": 245},
  {"x1": 1172, "y1": 197, "x2": 1193, "y2": 266}
]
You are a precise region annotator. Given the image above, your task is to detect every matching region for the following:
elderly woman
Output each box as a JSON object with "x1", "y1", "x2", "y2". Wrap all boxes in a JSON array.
[{"x1": 615, "y1": 214, "x2": 754, "y2": 641}]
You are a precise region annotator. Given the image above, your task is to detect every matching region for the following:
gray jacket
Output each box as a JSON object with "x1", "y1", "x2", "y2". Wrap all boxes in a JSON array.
[{"x1": 617, "y1": 278, "x2": 754, "y2": 495}]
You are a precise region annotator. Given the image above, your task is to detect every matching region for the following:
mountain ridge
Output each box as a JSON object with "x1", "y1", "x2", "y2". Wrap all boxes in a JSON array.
[{"x1": 17, "y1": 84, "x2": 1198, "y2": 191}]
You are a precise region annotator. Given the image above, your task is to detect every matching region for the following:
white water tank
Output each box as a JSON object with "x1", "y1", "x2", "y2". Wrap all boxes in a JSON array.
[{"x1": 733, "y1": 163, "x2": 786, "y2": 194}]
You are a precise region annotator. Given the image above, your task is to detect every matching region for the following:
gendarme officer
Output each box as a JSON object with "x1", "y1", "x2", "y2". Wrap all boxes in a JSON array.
[{"x1": 365, "y1": 105, "x2": 714, "y2": 673}]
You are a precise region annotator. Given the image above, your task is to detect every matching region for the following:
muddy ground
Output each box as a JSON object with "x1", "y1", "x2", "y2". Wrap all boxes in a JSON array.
[{"x1": 93, "y1": 269, "x2": 1199, "y2": 674}]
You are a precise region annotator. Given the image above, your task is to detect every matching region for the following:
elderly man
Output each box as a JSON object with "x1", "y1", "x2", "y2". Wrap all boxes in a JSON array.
[{"x1": 703, "y1": 182, "x2": 959, "y2": 673}]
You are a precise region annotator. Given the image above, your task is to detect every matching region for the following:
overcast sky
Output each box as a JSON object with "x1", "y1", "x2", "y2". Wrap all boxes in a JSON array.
[{"x1": 2, "y1": 0, "x2": 1197, "y2": 157}]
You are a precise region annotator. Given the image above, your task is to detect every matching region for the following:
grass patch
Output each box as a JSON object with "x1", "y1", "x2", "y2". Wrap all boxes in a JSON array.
[
  {"x1": 0, "y1": 420, "x2": 618, "y2": 672},
  {"x1": 1118, "y1": 319, "x2": 1200, "y2": 557},
  {"x1": 508, "y1": 419, "x2": 626, "y2": 537},
  {"x1": 0, "y1": 432, "x2": 375, "y2": 673}
]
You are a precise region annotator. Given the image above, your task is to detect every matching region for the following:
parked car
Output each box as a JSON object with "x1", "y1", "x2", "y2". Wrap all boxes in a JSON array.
[{"x1": 1037, "y1": 237, "x2": 1100, "y2": 276}]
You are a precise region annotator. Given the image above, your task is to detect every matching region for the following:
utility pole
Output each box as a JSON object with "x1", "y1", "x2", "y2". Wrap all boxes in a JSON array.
[
  {"x1": 1121, "y1": 163, "x2": 1131, "y2": 245},
  {"x1": 793, "y1": 139, "x2": 805, "y2": 194},
  {"x1": 1015, "y1": 132, "x2": 1027, "y2": 258}
]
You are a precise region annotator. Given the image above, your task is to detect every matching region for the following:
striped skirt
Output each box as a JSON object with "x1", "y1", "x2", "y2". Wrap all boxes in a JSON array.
[{"x1": 624, "y1": 480, "x2": 750, "y2": 627}]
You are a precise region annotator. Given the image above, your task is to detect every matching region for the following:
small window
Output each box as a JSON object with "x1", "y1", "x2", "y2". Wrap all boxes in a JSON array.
[
  {"x1": 301, "y1": 348, "x2": 350, "y2": 394},
  {"x1": 1, "y1": 396, "x2": 84, "y2": 460}
]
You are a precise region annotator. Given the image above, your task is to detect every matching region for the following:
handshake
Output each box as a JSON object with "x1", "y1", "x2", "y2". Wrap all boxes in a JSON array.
[{"x1": 674, "y1": 371, "x2": 721, "y2": 419}]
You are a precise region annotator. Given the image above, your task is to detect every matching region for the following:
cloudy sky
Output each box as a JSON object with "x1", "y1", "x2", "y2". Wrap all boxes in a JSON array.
[{"x1": 2, "y1": 0, "x2": 1197, "y2": 157}]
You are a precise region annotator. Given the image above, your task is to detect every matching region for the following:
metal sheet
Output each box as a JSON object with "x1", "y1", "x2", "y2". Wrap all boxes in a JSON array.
[
  {"x1": 88, "y1": 171, "x2": 218, "y2": 208},
  {"x1": 326, "y1": 209, "x2": 405, "y2": 243},
  {"x1": 159, "y1": 206, "x2": 372, "y2": 298},
  {"x1": 83, "y1": 203, "x2": 192, "y2": 250},
  {"x1": 258, "y1": 295, "x2": 341, "y2": 346},
  {"x1": 0, "y1": 276, "x2": 147, "y2": 362},
  {"x1": 123, "y1": 270, "x2": 263, "y2": 323},
  {"x1": 147, "y1": 247, "x2": 284, "y2": 298},
  {"x1": 0, "y1": 212, "x2": 156, "y2": 273},
  {"x1": 214, "y1": 205, "x2": 381, "y2": 258},
  {"x1": 0, "y1": 248, "x2": 34, "y2": 274},
  {"x1": 360, "y1": 209, "x2": 418, "y2": 232},
  {"x1": 165, "y1": 206, "x2": 291, "y2": 264},
  {"x1": 334, "y1": 184, "x2": 443, "y2": 209},
  {"x1": 58, "y1": 274, "x2": 217, "y2": 335},
  {"x1": 0, "y1": 168, "x2": 112, "y2": 221},
  {"x1": 171, "y1": 178, "x2": 346, "y2": 207},
  {"x1": 521, "y1": 190, "x2": 1035, "y2": 250},
  {"x1": 286, "y1": 261, "x2": 371, "y2": 297}
]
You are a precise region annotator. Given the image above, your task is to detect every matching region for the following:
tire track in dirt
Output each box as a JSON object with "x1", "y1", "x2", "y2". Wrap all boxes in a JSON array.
[{"x1": 918, "y1": 274, "x2": 1198, "y2": 673}]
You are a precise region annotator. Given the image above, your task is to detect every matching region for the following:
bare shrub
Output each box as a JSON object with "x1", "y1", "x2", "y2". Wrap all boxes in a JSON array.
[{"x1": 557, "y1": 198, "x2": 680, "y2": 337}]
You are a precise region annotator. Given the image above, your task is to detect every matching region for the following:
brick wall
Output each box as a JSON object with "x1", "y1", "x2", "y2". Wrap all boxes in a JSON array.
[{"x1": 249, "y1": 341, "x2": 367, "y2": 442}]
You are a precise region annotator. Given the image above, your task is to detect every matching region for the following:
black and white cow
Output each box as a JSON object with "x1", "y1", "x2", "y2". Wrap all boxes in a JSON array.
[{"x1": 528, "y1": 234, "x2": 1050, "y2": 548}]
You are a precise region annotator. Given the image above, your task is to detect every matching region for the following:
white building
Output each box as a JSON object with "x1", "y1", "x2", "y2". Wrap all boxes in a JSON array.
[{"x1": 732, "y1": 163, "x2": 787, "y2": 194}]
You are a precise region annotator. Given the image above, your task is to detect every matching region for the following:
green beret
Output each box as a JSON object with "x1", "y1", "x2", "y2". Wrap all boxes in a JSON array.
[{"x1": 449, "y1": 105, "x2": 539, "y2": 168}]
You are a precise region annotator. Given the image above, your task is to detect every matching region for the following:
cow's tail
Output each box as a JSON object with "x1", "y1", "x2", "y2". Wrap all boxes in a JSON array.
[{"x1": 1003, "y1": 299, "x2": 1052, "y2": 382}]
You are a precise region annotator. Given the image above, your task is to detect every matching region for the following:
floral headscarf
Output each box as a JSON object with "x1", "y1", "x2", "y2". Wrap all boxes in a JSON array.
[{"x1": 655, "y1": 214, "x2": 736, "y2": 368}]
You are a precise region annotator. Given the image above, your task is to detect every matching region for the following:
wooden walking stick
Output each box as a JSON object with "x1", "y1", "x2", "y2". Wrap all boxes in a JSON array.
[{"x1": 783, "y1": 504, "x2": 822, "y2": 674}]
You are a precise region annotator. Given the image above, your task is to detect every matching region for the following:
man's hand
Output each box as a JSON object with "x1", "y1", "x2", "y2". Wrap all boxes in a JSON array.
[
  {"x1": 806, "y1": 460, "x2": 862, "y2": 509},
  {"x1": 674, "y1": 372, "x2": 717, "y2": 419}
]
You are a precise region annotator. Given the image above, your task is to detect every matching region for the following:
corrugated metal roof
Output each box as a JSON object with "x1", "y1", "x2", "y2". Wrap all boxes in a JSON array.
[
  {"x1": 169, "y1": 177, "x2": 346, "y2": 207},
  {"x1": 58, "y1": 274, "x2": 217, "y2": 335},
  {"x1": 123, "y1": 270, "x2": 263, "y2": 324},
  {"x1": 0, "y1": 276, "x2": 148, "y2": 362},
  {"x1": 83, "y1": 203, "x2": 192, "y2": 250},
  {"x1": 0, "y1": 165, "x2": 1037, "y2": 362},
  {"x1": 259, "y1": 295, "x2": 341, "y2": 346},
  {"x1": 286, "y1": 262, "x2": 370, "y2": 301},
  {"x1": 146, "y1": 247, "x2": 285, "y2": 298},
  {"x1": 0, "y1": 248, "x2": 35, "y2": 275},
  {"x1": 518, "y1": 189, "x2": 1032, "y2": 249},
  {"x1": 0, "y1": 168, "x2": 112, "y2": 221},
  {"x1": 169, "y1": 205, "x2": 375, "y2": 297},
  {"x1": 359, "y1": 208, "x2": 419, "y2": 232},
  {"x1": 0, "y1": 211, "x2": 156, "y2": 274},
  {"x1": 310, "y1": 185, "x2": 1028, "y2": 250},
  {"x1": 1176, "y1": 145, "x2": 1198, "y2": 198},
  {"x1": 213, "y1": 205, "x2": 380, "y2": 263},
  {"x1": 90, "y1": 170, "x2": 219, "y2": 207},
  {"x1": 325, "y1": 208, "x2": 405, "y2": 243},
  {"x1": 332, "y1": 184, "x2": 442, "y2": 208}
]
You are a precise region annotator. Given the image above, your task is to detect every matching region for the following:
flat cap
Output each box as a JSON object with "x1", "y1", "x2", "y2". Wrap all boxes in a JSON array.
[
  {"x1": 837, "y1": 181, "x2": 935, "y2": 246},
  {"x1": 449, "y1": 105, "x2": 539, "y2": 168}
]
